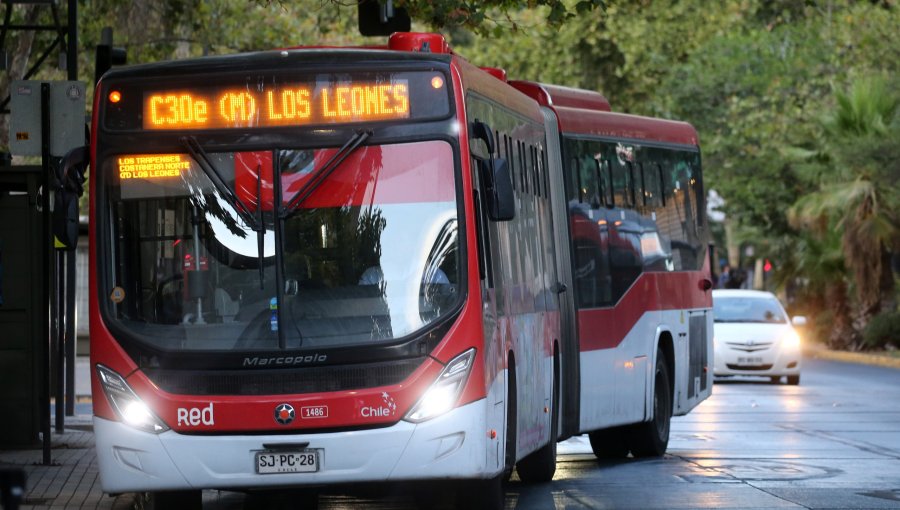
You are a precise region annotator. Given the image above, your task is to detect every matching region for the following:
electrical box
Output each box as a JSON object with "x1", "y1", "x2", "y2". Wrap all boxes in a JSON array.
[{"x1": 9, "y1": 81, "x2": 86, "y2": 158}]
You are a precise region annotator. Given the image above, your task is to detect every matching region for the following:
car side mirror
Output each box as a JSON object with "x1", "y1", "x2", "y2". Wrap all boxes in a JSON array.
[{"x1": 791, "y1": 316, "x2": 807, "y2": 327}]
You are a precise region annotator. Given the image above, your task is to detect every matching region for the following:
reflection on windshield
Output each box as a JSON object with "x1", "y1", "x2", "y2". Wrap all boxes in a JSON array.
[
  {"x1": 713, "y1": 298, "x2": 786, "y2": 324},
  {"x1": 106, "y1": 140, "x2": 460, "y2": 352}
]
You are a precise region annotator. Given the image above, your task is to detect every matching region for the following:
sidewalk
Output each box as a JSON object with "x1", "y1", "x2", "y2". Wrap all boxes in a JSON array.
[
  {"x1": 2, "y1": 349, "x2": 897, "y2": 509},
  {"x1": 0, "y1": 357, "x2": 134, "y2": 509},
  {"x1": 803, "y1": 343, "x2": 900, "y2": 369}
]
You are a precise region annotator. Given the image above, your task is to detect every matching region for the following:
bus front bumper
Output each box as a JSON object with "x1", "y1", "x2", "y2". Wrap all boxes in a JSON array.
[{"x1": 94, "y1": 398, "x2": 493, "y2": 494}]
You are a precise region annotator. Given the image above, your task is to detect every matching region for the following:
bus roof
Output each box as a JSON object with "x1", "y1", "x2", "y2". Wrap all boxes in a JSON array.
[
  {"x1": 509, "y1": 79, "x2": 697, "y2": 147},
  {"x1": 99, "y1": 47, "x2": 452, "y2": 82},
  {"x1": 509, "y1": 81, "x2": 611, "y2": 112},
  {"x1": 555, "y1": 107, "x2": 699, "y2": 146}
]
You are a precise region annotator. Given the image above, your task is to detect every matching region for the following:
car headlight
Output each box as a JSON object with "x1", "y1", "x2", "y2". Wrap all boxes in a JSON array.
[
  {"x1": 96, "y1": 364, "x2": 169, "y2": 434},
  {"x1": 404, "y1": 348, "x2": 476, "y2": 423},
  {"x1": 782, "y1": 329, "x2": 801, "y2": 349}
]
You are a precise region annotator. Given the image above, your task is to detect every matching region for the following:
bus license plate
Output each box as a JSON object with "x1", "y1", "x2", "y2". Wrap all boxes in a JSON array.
[{"x1": 255, "y1": 451, "x2": 319, "y2": 474}]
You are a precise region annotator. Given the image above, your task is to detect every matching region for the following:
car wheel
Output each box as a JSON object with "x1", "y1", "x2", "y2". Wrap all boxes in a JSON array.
[
  {"x1": 787, "y1": 375, "x2": 800, "y2": 385},
  {"x1": 770, "y1": 376, "x2": 781, "y2": 384}
]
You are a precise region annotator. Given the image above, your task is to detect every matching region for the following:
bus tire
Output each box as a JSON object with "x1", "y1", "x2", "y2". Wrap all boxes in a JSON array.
[
  {"x1": 245, "y1": 489, "x2": 318, "y2": 509},
  {"x1": 457, "y1": 475, "x2": 504, "y2": 510},
  {"x1": 588, "y1": 426, "x2": 630, "y2": 459},
  {"x1": 136, "y1": 490, "x2": 201, "y2": 510},
  {"x1": 628, "y1": 349, "x2": 672, "y2": 458},
  {"x1": 516, "y1": 369, "x2": 558, "y2": 482},
  {"x1": 502, "y1": 356, "x2": 517, "y2": 483}
]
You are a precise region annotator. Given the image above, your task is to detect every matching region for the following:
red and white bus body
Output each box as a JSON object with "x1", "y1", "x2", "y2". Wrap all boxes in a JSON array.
[
  {"x1": 89, "y1": 34, "x2": 558, "y2": 496},
  {"x1": 510, "y1": 81, "x2": 714, "y2": 441}
]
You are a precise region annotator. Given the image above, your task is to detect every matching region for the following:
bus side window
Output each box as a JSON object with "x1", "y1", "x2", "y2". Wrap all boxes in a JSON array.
[
  {"x1": 598, "y1": 159, "x2": 613, "y2": 208},
  {"x1": 542, "y1": 149, "x2": 550, "y2": 199},
  {"x1": 519, "y1": 140, "x2": 528, "y2": 195},
  {"x1": 643, "y1": 162, "x2": 662, "y2": 208},
  {"x1": 504, "y1": 134, "x2": 514, "y2": 190},
  {"x1": 625, "y1": 161, "x2": 636, "y2": 208},
  {"x1": 657, "y1": 163, "x2": 667, "y2": 207}
]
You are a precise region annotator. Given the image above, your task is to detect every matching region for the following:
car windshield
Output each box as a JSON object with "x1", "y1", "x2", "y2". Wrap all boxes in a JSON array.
[
  {"x1": 103, "y1": 140, "x2": 460, "y2": 351},
  {"x1": 713, "y1": 296, "x2": 787, "y2": 324}
]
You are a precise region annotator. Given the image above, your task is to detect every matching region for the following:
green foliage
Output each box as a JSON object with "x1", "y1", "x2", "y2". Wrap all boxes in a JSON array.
[
  {"x1": 862, "y1": 311, "x2": 900, "y2": 350},
  {"x1": 826, "y1": 77, "x2": 898, "y2": 137},
  {"x1": 396, "y1": 0, "x2": 605, "y2": 34},
  {"x1": 3, "y1": 0, "x2": 897, "y2": 346},
  {"x1": 788, "y1": 74, "x2": 899, "y2": 326}
]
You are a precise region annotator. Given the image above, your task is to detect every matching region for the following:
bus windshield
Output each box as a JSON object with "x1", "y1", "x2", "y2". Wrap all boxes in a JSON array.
[{"x1": 102, "y1": 140, "x2": 461, "y2": 352}]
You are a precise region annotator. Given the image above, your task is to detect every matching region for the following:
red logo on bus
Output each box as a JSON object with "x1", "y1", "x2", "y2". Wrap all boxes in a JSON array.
[{"x1": 274, "y1": 403, "x2": 295, "y2": 425}]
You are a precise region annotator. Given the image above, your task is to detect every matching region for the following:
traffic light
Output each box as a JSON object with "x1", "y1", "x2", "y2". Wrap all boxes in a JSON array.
[
  {"x1": 94, "y1": 27, "x2": 127, "y2": 85},
  {"x1": 764, "y1": 259, "x2": 772, "y2": 272}
]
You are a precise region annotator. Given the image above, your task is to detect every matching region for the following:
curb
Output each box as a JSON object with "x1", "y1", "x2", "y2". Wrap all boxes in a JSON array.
[{"x1": 804, "y1": 346, "x2": 900, "y2": 370}]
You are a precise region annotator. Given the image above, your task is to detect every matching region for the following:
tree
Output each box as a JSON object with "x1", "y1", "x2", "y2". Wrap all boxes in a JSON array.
[{"x1": 789, "y1": 76, "x2": 899, "y2": 337}]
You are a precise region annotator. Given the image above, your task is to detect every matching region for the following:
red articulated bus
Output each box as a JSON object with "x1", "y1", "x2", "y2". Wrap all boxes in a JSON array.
[{"x1": 85, "y1": 32, "x2": 712, "y2": 508}]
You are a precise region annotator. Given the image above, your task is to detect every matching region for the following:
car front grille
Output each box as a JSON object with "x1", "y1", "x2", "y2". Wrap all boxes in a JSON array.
[
  {"x1": 725, "y1": 341, "x2": 773, "y2": 353},
  {"x1": 725, "y1": 363, "x2": 774, "y2": 371}
]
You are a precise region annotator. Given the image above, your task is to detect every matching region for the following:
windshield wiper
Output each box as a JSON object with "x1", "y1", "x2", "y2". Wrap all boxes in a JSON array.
[
  {"x1": 181, "y1": 136, "x2": 262, "y2": 232},
  {"x1": 281, "y1": 129, "x2": 372, "y2": 219},
  {"x1": 180, "y1": 136, "x2": 268, "y2": 288}
]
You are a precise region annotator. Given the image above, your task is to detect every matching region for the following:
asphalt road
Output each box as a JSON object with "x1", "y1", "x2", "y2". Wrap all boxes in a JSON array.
[{"x1": 189, "y1": 356, "x2": 900, "y2": 509}]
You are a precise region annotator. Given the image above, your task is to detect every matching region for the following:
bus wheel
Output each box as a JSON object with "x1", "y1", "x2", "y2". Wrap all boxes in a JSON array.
[
  {"x1": 244, "y1": 489, "x2": 318, "y2": 509},
  {"x1": 628, "y1": 349, "x2": 672, "y2": 458},
  {"x1": 516, "y1": 366, "x2": 558, "y2": 482},
  {"x1": 456, "y1": 475, "x2": 504, "y2": 510},
  {"x1": 502, "y1": 357, "x2": 517, "y2": 483},
  {"x1": 136, "y1": 490, "x2": 201, "y2": 510},
  {"x1": 588, "y1": 427, "x2": 629, "y2": 459}
]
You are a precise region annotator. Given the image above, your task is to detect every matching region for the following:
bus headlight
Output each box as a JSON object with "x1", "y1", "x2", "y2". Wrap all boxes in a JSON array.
[
  {"x1": 96, "y1": 365, "x2": 170, "y2": 434},
  {"x1": 404, "y1": 348, "x2": 476, "y2": 423}
]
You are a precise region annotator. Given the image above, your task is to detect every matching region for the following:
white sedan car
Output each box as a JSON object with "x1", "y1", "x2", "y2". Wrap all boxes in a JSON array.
[{"x1": 712, "y1": 289, "x2": 805, "y2": 385}]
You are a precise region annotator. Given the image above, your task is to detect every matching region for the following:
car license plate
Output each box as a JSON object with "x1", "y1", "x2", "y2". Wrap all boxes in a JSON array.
[
  {"x1": 255, "y1": 450, "x2": 320, "y2": 474},
  {"x1": 737, "y1": 356, "x2": 764, "y2": 365}
]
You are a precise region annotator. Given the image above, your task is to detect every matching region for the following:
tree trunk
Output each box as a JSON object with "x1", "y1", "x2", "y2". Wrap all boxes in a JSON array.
[
  {"x1": 877, "y1": 246, "x2": 896, "y2": 316},
  {"x1": 825, "y1": 280, "x2": 857, "y2": 350}
]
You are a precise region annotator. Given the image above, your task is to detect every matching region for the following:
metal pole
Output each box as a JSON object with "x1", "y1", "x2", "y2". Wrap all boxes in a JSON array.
[
  {"x1": 66, "y1": 0, "x2": 76, "y2": 81},
  {"x1": 40, "y1": 83, "x2": 52, "y2": 465},
  {"x1": 65, "y1": 250, "x2": 75, "y2": 416},
  {"x1": 65, "y1": 0, "x2": 80, "y2": 417},
  {"x1": 191, "y1": 207, "x2": 204, "y2": 324},
  {"x1": 55, "y1": 251, "x2": 64, "y2": 433}
]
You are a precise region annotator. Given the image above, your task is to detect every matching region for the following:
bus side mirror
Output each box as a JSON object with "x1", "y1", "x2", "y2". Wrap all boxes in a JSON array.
[
  {"x1": 54, "y1": 145, "x2": 89, "y2": 249},
  {"x1": 481, "y1": 158, "x2": 515, "y2": 222},
  {"x1": 470, "y1": 120, "x2": 495, "y2": 160},
  {"x1": 470, "y1": 120, "x2": 513, "y2": 221}
]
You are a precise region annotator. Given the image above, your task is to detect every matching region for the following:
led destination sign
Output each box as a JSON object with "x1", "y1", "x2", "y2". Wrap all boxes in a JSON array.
[
  {"x1": 118, "y1": 154, "x2": 190, "y2": 180},
  {"x1": 142, "y1": 81, "x2": 412, "y2": 130}
]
